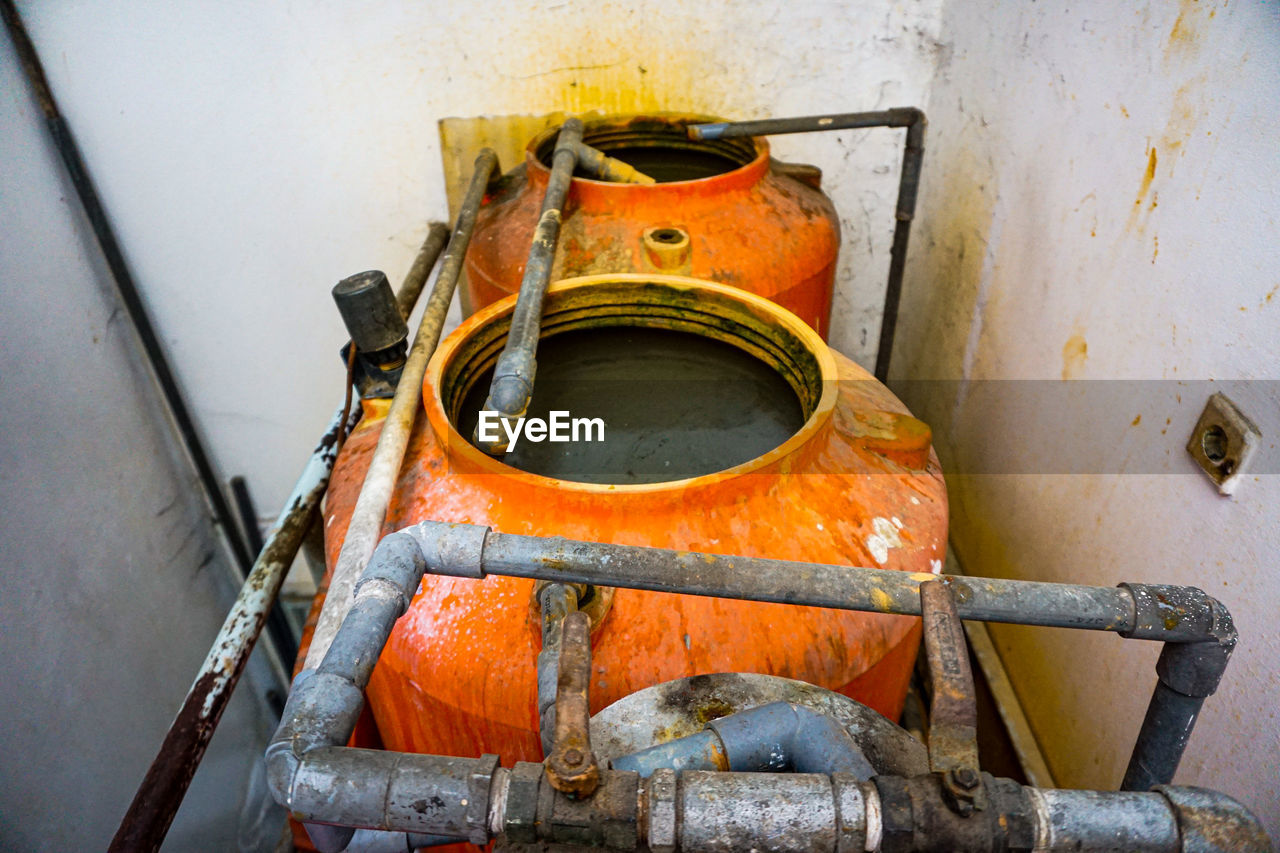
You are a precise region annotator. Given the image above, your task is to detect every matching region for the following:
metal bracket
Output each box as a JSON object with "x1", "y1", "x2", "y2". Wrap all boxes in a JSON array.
[
  {"x1": 1187, "y1": 392, "x2": 1262, "y2": 496},
  {"x1": 545, "y1": 610, "x2": 602, "y2": 796},
  {"x1": 920, "y1": 580, "x2": 987, "y2": 816}
]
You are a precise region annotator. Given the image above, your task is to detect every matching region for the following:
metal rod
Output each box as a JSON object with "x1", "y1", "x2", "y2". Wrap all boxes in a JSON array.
[
  {"x1": 304, "y1": 150, "x2": 500, "y2": 669},
  {"x1": 478, "y1": 119, "x2": 583, "y2": 447},
  {"x1": 536, "y1": 583, "x2": 579, "y2": 755},
  {"x1": 687, "y1": 108, "x2": 926, "y2": 382},
  {"x1": 230, "y1": 474, "x2": 298, "y2": 666},
  {"x1": 571, "y1": 140, "x2": 655, "y2": 184},
  {"x1": 544, "y1": 610, "x2": 601, "y2": 796},
  {"x1": 109, "y1": 225, "x2": 450, "y2": 853},
  {"x1": 2, "y1": 0, "x2": 257, "y2": 584},
  {"x1": 471, "y1": 526, "x2": 1139, "y2": 634},
  {"x1": 921, "y1": 581, "x2": 980, "y2": 774}
]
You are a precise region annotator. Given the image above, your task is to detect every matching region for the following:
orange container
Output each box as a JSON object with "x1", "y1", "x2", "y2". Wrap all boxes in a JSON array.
[
  {"x1": 307, "y1": 275, "x2": 947, "y2": 772},
  {"x1": 463, "y1": 115, "x2": 842, "y2": 338}
]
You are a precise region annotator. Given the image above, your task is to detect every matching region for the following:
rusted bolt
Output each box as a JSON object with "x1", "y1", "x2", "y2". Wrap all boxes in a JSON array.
[
  {"x1": 953, "y1": 768, "x2": 980, "y2": 790},
  {"x1": 564, "y1": 748, "x2": 583, "y2": 767}
]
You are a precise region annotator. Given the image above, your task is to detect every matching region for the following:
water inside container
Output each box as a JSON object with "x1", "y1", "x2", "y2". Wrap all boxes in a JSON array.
[{"x1": 455, "y1": 327, "x2": 804, "y2": 484}]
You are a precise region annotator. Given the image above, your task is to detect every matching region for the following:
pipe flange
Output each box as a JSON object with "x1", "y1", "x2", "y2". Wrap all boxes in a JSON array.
[
  {"x1": 466, "y1": 753, "x2": 500, "y2": 845},
  {"x1": 406, "y1": 521, "x2": 488, "y2": 580}
]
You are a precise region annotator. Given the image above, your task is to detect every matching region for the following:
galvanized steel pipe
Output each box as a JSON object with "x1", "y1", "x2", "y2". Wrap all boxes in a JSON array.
[
  {"x1": 479, "y1": 118, "x2": 583, "y2": 442},
  {"x1": 304, "y1": 150, "x2": 500, "y2": 669}
]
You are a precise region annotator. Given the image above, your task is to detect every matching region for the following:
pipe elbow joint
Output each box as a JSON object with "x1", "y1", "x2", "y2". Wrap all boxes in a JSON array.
[{"x1": 403, "y1": 521, "x2": 489, "y2": 580}]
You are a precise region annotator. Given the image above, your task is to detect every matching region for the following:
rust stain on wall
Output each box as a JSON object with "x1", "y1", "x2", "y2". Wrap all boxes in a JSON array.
[{"x1": 1061, "y1": 333, "x2": 1088, "y2": 380}]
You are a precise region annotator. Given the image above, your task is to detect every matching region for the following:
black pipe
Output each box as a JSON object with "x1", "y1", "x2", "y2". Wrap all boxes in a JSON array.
[
  {"x1": 2, "y1": 0, "x2": 256, "y2": 576},
  {"x1": 478, "y1": 118, "x2": 584, "y2": 447},
  {"x1": 688, "y1": 109, "x2": 926, "y2": 383},
  {"x1": 229, "y1": 475, "x2": 298, "y2": 667}
]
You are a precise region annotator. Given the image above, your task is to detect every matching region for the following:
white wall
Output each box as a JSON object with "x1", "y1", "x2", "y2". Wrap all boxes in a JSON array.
[
  {"x1": 893, "y1": 0, "x2": 1280, "y2": 835},
  {"x1": 0, "y1": 32, "x2": 280, "y2": 853},
  {"x1": 16, "y1": 0, "x2": 945, "y2": 512}
]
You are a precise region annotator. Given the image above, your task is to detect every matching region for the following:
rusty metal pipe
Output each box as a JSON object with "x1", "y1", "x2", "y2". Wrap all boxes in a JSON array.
[
  {"x1": 108, "y1": 223, "x2": 450, "y2": 853},
  {"x1": 304, "y1": 150, "x2": 500, "y2": 670},
  {"x1": 536, "y1": 583, "x2": 580, "y2": 755},
  {"x1": 478, "y1": 119, "x2": 583, "y2": 448},
  {"x1": 264, "y1": 521, "x2": 1267, "y2": 850},
  {"x1": 545, "y1": 610, "x2": 602, "y2": 796},
  {"x1": 572, "y1": 140, "x2": 655, "y2": 184},
  {"x1": 688, "y1": 108, "x2": 925, "y2": 382}
]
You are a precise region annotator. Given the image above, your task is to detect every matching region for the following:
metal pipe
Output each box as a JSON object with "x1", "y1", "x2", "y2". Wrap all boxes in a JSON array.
[
  {"x1": 304, "y1": 150, "x2": 500, "y2": 669},
  {"x1": 1122, "y1": 590, "x2": 1237, "y2": 791},
  {"x1": 478, "y1": 119, "x2": 583, "y2": 447},
  {"x1": 536, "y1": 583, "x2": 580, "y2": 755},
  {"x1": 687, "y1": 108, "x2": 926, "y2": 382},
  {"x1": 469, "y1": 525, "x2": 1139, "y2": 633},
  {"x1": 230, "y1": 474, "x2": 298, "y2": 669},
  {"x1": 572, "y1": 140, "x2": 655, "y2": 184},
  {"x1": 266, "y1": 523, "x2": 1266, "y2": 851},
  {"x1": 611, "y1": 702, "x2": 875, "y2": 778},
  {"x1": 688, "y1": 109, "x2": 925, "y2": 140},
  {"x1": 109, "y1": 226, "x2": 451, "y2": 853}
]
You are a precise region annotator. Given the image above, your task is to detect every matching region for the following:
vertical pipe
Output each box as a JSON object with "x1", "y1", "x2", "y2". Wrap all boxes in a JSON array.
[
  {"x1": 478, "y1": 119, "x2": 583, "y2": 437},
  {"x1": 874, "y1": 111, "x2": 925, "y2": 382},
  {"x1": 304, "y1": 150, "x2": 500, "y2": 668},
  {"x1": 230, "y1": 474, "x2": 298, "y2": 667},
  {"x1": 1121, "y1": 683, "x2": 1205, "y2": 792}
]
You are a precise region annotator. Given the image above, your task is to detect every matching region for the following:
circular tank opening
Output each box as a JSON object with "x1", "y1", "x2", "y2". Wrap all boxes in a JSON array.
[
  {"x1": 454, "y1": 327, "x2": 804, "y2": 484},
  {"x1": 535, "y1": 117, "x2": 758, "y2": 183},
  {"x1": 438, "y1": 279, "x2": 827, "y2": 487}
]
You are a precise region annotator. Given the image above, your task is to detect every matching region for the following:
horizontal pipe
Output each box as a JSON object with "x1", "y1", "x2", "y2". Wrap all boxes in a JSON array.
[
  {"x1": 687, "y1": 108, "x2": 923, "y2": 140},
  {"x1": 465, "y1": 525, "x2": 1140, "y2": 634}
]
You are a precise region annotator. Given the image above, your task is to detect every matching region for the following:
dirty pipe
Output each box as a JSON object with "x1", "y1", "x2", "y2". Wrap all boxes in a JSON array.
[
  {"x1": 107, "y1": 225, "x2": 450, "y2": 853},
  {"x1": 478, "y1": 118, "x2": 584, "y2": 447},
  {"x1": 536, "y1": 582, "x2": 580, "y2": 755},
  {"x1": 303, "y1": 150, "x2": 500, "y2": 670},
  {"x1": 417, "y1": 522, "x2": 1235, "y2": 791},
  {"x1": 610, "y1": 701, "x2": 876, "y2": 778},
  {"x1": 572, "y1": 139, "x2": 655, "y2": 184},
  {"x1": 266, "y1": 522, "x2": 1264, "y2": 851},
  {"x1": 688, "y1": 109, "x2": 925, "y2": 383}
]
